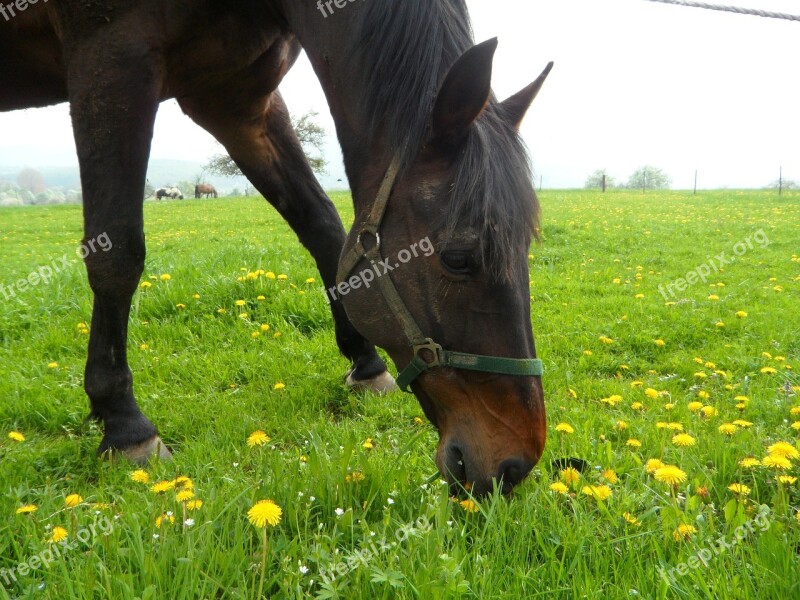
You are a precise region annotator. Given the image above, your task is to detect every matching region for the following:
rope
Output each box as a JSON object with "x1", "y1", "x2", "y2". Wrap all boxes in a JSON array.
[{"x1": 641, "y1": 0, "x2": 800, "y2": 22}]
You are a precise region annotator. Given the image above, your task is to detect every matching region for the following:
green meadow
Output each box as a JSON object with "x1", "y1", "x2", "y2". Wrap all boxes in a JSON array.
[{"x1": 1, "y1": 189, "x2": 799, "y2": 599}]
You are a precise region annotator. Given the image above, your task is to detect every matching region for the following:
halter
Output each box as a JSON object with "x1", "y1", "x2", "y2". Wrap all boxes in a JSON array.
[{"x1": 336, "y1": 154, "x2": 543, "y2": 393}]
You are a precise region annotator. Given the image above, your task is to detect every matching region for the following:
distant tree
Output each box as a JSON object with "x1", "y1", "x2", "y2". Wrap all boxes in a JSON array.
[
  {"x1": 767, "y1": 178, "x2": 797, "y2": 190},
  {"x1": 17, "y1": 168, "x2": 46, "y2": 194},
  {"x1": 204, "y1": 111, "x2": 327, "y2": 178},
  {"x1": 585, "y1": 169, "x2": 616, "y2": 190},
  {"x1": 144, "y1": 182, "x2": 155, "y2": 199},
  {"x1": 626, "y1": 166, "x2": 671, "y2": 190}
]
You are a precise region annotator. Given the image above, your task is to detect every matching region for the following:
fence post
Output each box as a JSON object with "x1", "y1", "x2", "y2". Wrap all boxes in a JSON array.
[
  {"x1": 602, "y1": 174, "x2": 606, "y2": 193},
  {"x1": 694, "y1": 170, "x2": 698, "y2": 195},
  {"x1": 779, "y1": 166, "x2": 783, "y2": 196}
]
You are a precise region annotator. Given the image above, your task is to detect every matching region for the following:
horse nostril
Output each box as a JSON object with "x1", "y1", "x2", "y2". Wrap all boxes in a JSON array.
[{"x1": 498, "y1": 457, "x2": 534, "y2": 490}]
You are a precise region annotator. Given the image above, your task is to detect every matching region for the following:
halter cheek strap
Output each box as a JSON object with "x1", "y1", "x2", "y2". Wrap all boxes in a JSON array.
[{"x1": 336, "y1": 154, "x2": 543, "y2": 393}]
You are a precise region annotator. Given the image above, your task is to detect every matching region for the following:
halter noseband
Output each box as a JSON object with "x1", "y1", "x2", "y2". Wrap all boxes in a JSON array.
[{"x1": 336, "y1": 155, "x2": 543, "y2": 392}]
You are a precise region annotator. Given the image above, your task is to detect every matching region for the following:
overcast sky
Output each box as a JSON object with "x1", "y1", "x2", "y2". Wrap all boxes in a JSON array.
[{"x1": 0, "y1": 0, "x2": 797, "y2": 189}]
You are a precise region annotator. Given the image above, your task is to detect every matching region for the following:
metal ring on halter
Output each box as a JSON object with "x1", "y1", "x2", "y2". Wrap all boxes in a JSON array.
[{"x1": 356, "y1": 229, "x2": 380, "y2": 252}]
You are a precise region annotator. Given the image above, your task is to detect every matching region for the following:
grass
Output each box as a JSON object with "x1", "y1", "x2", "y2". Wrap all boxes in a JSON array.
[{"x1": 0, "y1": 189, "x2": 799, "y2": 599}]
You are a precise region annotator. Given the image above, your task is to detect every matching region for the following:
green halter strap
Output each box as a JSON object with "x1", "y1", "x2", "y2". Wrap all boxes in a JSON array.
[{"x1": 336, "y1": 154, "x2": 543, "y2": 392}]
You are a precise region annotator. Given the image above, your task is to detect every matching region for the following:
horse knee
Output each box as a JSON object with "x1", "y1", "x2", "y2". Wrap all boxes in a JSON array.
[{"x1": 83, "y1": 230, "x2": 145, "y2": 297}]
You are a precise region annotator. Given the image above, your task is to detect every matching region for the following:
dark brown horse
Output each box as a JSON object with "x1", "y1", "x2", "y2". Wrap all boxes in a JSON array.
[
  {"x1": 0, "y1": 0, "x2": 551, "y2": 496},
  {"x1": 195, "y1": 183, "x2": 218, "y2": 198}
]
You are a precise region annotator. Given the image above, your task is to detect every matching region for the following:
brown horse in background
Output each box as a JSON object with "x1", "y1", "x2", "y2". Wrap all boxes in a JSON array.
[
  {"x1": 195, "y1": 183, "x2": 218, "y2": 198},
  {"x1": 0, "y1": 0, "x2": 552, "y2": 496}
]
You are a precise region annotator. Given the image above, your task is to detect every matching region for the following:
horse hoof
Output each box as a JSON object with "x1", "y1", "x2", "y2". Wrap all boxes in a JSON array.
[
  {"x1": 346, "y1": 370, "x2": 399, "y2": 394},
  {"x1": 121, "y1": 436, "x2": 173, "y2": 465}
]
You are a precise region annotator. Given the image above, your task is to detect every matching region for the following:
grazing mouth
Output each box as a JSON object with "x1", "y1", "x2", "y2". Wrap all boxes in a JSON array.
[{"x1": 442, "y1": 445, "x2": 468, "y2": 496}]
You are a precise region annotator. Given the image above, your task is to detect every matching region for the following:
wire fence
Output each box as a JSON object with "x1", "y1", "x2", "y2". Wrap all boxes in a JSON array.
[{"x1": 641, "y1": 0, "x2": 800, "y2": 22}]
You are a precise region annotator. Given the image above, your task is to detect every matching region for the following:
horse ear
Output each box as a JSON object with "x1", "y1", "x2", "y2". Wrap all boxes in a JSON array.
[
  {"x1": 499, "y1": 62, "x2": 554, "y2": 130},
  {"x1": 430, "y1": 38, "x2": 498, "y2": 146}
]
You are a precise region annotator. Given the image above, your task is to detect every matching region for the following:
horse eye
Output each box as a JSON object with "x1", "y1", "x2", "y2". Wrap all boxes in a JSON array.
[{"x1": 440, "y1": 251, "x2": 473, "y2": 275}]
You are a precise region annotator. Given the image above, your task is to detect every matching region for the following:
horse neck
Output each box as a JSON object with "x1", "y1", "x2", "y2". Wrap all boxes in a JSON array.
[{"x1": 280, "y1": 2, "x2": 406, "y2": 209}]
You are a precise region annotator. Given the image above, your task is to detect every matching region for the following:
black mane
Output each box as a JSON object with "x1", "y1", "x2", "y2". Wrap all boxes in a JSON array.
[{"x1": 354, "y1": 0, "x2": 540, "y2": 279}]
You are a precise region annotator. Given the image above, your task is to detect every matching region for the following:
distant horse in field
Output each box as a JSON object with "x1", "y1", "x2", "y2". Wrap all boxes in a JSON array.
[
  {"x1": 195, "y1": 183, "x2": 218, "y2": 198},
  {"x1": 1, "y1": 0, "x2": 552, "y2": 495},
  {"x1": 155, "y1": 187, "x2": 184, "y2": 200}
]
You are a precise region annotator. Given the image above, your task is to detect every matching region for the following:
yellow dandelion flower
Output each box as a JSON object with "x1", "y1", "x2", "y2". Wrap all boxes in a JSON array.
[
  {"x1": 777, "y1": 476, "x2": 797, "y2": 485},
  {"x1": 235, "y1": 300, "x2": 246, "y2": 307},
  {"x1": 459, "y1": 499, "x2": 480, "y2": 513},
  {"x1": 623, "y1": 512, "x2": 641, "y2": 526},
  {"x1": 644, "y1": 388, "x2": 659, "y2": 399},
  {"x1": 176, "y1": 490, "x2": 195, "y2": 503},
  {"x1": 260, "y1": 324, "x2": 270, "y2": 332},
  {"x1": 688, "y1": 401, "x2": 704, "y2": 413},
  {"x1": 273, "y1": 382, "x2": 286, "y2": 390},
  {"x1": 251, "y1": 331, "x2": 261, "y2": 338},
  {"x1": 738, "y1": 457, "x2": 760, "y2": 468},
  {"x1": 581, "y1": 485, "x2": 613, "y2": 501},
  {"x1": 305, "y1": 277, "x2": 316, "y2": 284},
  {"x1": 701, "y1": 406, "x2": 717, "y2": 418},
  {"x1": 247, "y1": 499, "x2": 282, "y2": 528},
  {"x1": 16, "y1": 504, "x2": 37, "y2": 515},
  {"x1": 704, "y1": 362, "x2": 717, "y2": 370},
  {"x1": 732, "y1": 420, "x2": 753, "y2": 428},
  {"x1": 346, "y1": 471, "x2": 365, "y2": 483},
  {"x1": 664, "y1": 403, "x2": 675, "y2": 410},
  {"x1": 736, "y1": 311, "x2": 748, "y2": 318},
  {"x1": 550, "y1": 482, "x2": 569, "y2": 495},
  {"x1": 707, "y1": 294, "x2": 719, "y2": 301},
  {"x1": 599, "y1": 336, "x2": 614, "y2": 345},
  {"x1": 792, "y1": 422, "x2": 800, "y2": 431},
  {"x1": 174, "y1": 476, "x2": 193, "y2": 489},
  {"x1": 790, "y1": 407, "x2": 800, "y2": 416},
  {"x1": 654, "y1": 465, "x2": 687, "y2": 485},
  {"x1": 150, "y1": 480, "x2": 176, "y2": 494},
  {"x1": 8, "y1": 431, "x2": 25, "y2": 442},
  {"x1": 654, "y1": 339, "x2": 666, "y2": 347},
  {"x1": 130, "y1": 470, "x2": 150, "y2": 484},
  {"x1": 762, "y1": 455, "x2": 792, "y2": 470},
  {"x1": 630, "y1": 381, "x2": 644, "y2": 388},
  {"x1": 160, "y1": 274, "x2": 171, "y2": 281},
  {"x1": 64, "y1": 494, "x2": 83, "y2": 508},
  {"x1": 602, "y1": 469, "x2": 619, "y2": 484},
  {"x1": 583, "y1": 349, "x2": 593, "y2": 356},
  {"x1": 767, "y1": 442, "x2": 799, "y2": 460},
  {"x1": 186, "y1": 499, "x2": 204, "y2": 511},
  {"x1": 626, "y1": 438, "x2": 642, "y2": 449},
  {"x1": 601, "y1": 395, "x2": 622, "y2": 406},
  {"x1": 155, "y1": 513, "x2": 175, "y2": 528},
  {"x1": 727, "y1": 483, "x2": 750, "y2": 496},
  {"x1": 760, "y1": 367, "x2": 777, "y2": 375},
  {"x1": 47, "y1": 362, "x2": 58, "y2": 369},
  {"x1": 247, "y1": 430, "x2": 270, "y2": 447},
  {"x1": 560, "y1": 467, "x2": 581, "y2": 485},
  {"x1": 634, "y1": 293, "x2": 645, "y2": 299},
  {"x1": 362, "y1": 438, "x2": 374, "y2": 449},
  {"x1": 140, "y1": 281, "x2": 152, "y2": 289},
  {"x1": 175, "y1": 303, "x2": 186, "y2": 309},
  {"x1": 616, "y1": 420, "x2": 629, "y2": 430},
  {"x1": 672, "y1": 433, "x2": 696, "y2": 447},
  {"x1": 49, "y1": 527, "x2": 68, "y2": 544},
  {"x1": 277, "y1": 274, "x2": 288, "y2": 281},
  {"x1": 673, "y1": 524, "x2": 697, "y2": 542},
  {"x1": 413, "y1": 417, "x2": 424, "y2": 425},
  {"x1": 554, "y1": 423, "x2": 574, "y2": 434},
  {"x1": 697, "y1": 390, "x2": 710, "y2": 400},
  {"x1": 693, "y1": 357, "x2": 704, "y2": 364},
  {"x1": 631, "y1": 402, "x2": 644, "y2": 411}
]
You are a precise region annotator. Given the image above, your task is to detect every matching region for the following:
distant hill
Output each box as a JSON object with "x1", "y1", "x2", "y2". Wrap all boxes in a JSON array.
[{"x1": 0, "y1": 160, "x2": 250, "y2": 195}]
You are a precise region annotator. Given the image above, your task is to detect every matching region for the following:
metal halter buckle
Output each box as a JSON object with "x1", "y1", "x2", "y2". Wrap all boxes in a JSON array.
[{"x1": 413, "y1": 339, "x2": 444, "y2": 368}]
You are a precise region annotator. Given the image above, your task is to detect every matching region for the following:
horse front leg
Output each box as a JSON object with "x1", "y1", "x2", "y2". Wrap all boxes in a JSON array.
[
  {"x1": 180, "y1": 90, "x2": 396, "y2": 393},
  {"x1": 66, "y1": 34, "x2": 170, "y2": 462}
]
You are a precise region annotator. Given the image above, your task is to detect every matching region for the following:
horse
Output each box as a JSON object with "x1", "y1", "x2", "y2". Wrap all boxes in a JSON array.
[
  {"x1": 155, "y1": 187, "x2": 184, "y2": 200},
  {"x1": 195, "y1": 183, "x2": 218, "y2": 198},
  {"x1": 1, "y1": 0, "x2": 552, "y2": 496}
]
